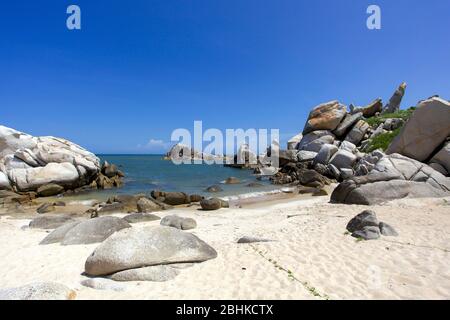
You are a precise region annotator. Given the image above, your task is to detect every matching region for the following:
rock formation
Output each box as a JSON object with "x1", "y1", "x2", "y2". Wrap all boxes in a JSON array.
[{"x1": 0, "y1": 125, "x2": 123, "y2": 198}]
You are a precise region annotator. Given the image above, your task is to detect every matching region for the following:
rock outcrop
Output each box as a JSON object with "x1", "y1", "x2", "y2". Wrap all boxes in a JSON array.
[
  {"x1": 0, "y1": 125, "x2": 123, "y2": 196},
  {"x1": 331, "y1": 153, "x2": 450, "y2": 205}
]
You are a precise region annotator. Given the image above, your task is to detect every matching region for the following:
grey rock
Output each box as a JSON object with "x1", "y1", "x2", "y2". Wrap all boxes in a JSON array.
[
  {"x1": 298, "y1": 130, "x2": 335, "y2": 153},
  {"x1": 345, "y1": 120, "x2": 370, "y2": 145},
  {"x1": 329, "y1": 149, "x2": 357, "y2": 170},
  {"x1": 0, "y1": 125, "x2": 100, "y2": 192},
  {"x1": 39, "y1": 221, "x2": 82, "y2": 245},
  {"x1": 346, "y1": 210, "x2": 379, "y2": 233},
  {"x1": 136, "y1": 197, "x2": 161, "y2": 213},
  {"x1": 81, "y1": 278, "x2": 126, "y2": 292},
  {"x1": 387, "y1": 97, "x2": 450, "y2": 161},
  {"x1": 287, "y1": 133, "x2": 303, "y2": 150},
  {"x1": 383, "y1": 118, "x2": 404, "y2": 131},
  {"x1": 189, "y1": 194, "x2": 204, "y2": 202},
  {"x1": 160, "y1": 215, "x2": 197, "y2": 230},
  {"x1": 333, "y1": 112, "x2": 363, "y2": 137},
  {"x1": 358, "y1": 98, "x2": 383, "y2": 117},
  {"x1": 29, "y1": 215, "x2": 76, "y2": 230},
  {"x1": 61, "y1": 216, "x2": 131, "y2": 245},
  {"x1": 278, "y1": 150, "x2": 299, "y2": 166},
  {"x1": 162, "y1": 192, "x2": 190, "y2": 205},
  {"x1": 111, "y1": 265, "x2": 180, "y2": 282},
  {"x1": 429, "y1": 162, "x2": 448, "y2": 176},
  {"x1": 84, "y1": 226, "x2": 217, "y2": 276},
  {"x1": 339, "y1": 141, "x2": 357, "y2": 153},
  {"x1": 331, "y1": 154, "x2": 450, "y2": 205},
  {"x1": 352, "y1": 226, "x2": 381, "y2": 240},
  {"x1": 379, "y1": 222, "x2": 398, "y2": 237},
  {"x1": 340, "y1": 168, "x2": 354, "y2": 180},
  {"x1": 205, "y1": 185, "x2": 223, "y2": 193},
  {"x1": 97, "y1": 202, "x2": 125, "y2": 214},
  {"x1": 123, "y1": 212, "x2": 160, "y2": 223},
  {"x1": 370, "y1": 124, "x2": 388, "y2": 139},
  {"x1": 200, "y1": 198, "x2": 222, "y2": 211},
  {"x1": 313, "y1": 163, "x2": 328, "y2": 176},
  {"x1": 36, "y1": 203, "x2": 54, "y2": 214},
  {"x1": 430, "y1": 141, "x2": 450, "y2": 175},
  {"x1": 383, "y1": 82, "x2": 407, "y2": 114},
  {"x1": 303, "y1": 101, "x2": 347, "y2": 134},
  {"x1": 225, "y1": 177, "x2": 240, "y2": 184},
  {"x1": 0, "y1": 282, "x2": 76, "y2": 300},
  {"x1": 313, "y1": 144, "x2": 338, "y2": 165},
  {"x1": 237, "y1": 236, "x2": 274, "y2": 244},
  {"x1": 246, "y1": 182, "x2": 263, "y2": 187},
  {"x1": 327, "y1": 164, "x2": 340, "y2": 179},
  {"x1": 297, "y1": 150, "x2": 318, "y2": 162},
  {"x1": 37, "y1": 184, "x2": 64, "y2": 197}
]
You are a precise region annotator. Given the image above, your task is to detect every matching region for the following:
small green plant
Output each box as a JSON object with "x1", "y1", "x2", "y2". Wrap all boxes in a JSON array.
[
  {"x1": 364, "y1": 128, "x2": 402, "y2": 152},
  {"x1": 355, "y1": 237, "x2": 365, "y2": 242},
  {"x1": 365, "y1": 108, "x2": 415, "y2": 128}
]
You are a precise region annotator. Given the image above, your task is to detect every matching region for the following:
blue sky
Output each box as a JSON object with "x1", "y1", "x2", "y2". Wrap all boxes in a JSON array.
[{"x1": 0, "y1": 0, "x2": 449, "y2": 154}]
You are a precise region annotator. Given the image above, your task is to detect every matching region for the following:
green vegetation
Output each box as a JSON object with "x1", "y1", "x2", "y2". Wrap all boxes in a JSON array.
[
  {"x1": 364, "y1": 128, "x2": 402, "y2": 152},
  {"x1": 365, "y1": 107, "x2": 415, "y2": 128}
]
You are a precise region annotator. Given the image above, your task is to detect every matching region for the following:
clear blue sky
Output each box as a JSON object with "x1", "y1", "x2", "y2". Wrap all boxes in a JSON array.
[{"x1": 1, "y1": 0, "x2": 449, "y2": 154}]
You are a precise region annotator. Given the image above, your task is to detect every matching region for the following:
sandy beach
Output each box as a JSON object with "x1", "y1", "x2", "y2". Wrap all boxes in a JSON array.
[{"x1": 1, "y1": 194, "x2": 449, "y2": 300}]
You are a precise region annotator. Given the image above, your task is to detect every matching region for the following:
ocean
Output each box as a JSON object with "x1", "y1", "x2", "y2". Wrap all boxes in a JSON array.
[{"x1": 68, "y1": 154, "x2": 283, "y2": 201}]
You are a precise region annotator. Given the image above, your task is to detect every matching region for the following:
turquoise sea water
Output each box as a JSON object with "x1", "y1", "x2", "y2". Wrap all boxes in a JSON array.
[{"x1": 73, "y1": 155, "x2": 281, "y2": 200}]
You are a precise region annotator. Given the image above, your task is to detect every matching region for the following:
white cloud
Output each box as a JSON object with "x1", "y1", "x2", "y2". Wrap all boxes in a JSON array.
[{"x1": 146, "y1": 139, "x2": 165, "y2": 147}]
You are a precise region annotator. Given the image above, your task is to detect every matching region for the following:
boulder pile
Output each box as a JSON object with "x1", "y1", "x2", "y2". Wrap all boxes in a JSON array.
[{"x1": 263, "y1": 85, "x2": 450, "y2": 203}]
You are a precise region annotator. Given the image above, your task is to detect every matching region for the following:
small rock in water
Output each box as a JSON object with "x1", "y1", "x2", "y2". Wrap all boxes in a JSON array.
[
  {"x1": 224, "y1": 177, "x2": 240, "y2": 184},
  {"x1": 205, "y1": 185, "x2": 223, "y2": 193},
  {"x1": 160, "y1": 215, "x2": 197, "y2": 230},
  {"x1": 237, "y1": 236, "x2": 274, "y2": 244},
  {"x1": 379, "y1": 222, "x2": 398, "y2": 237},
  {"x1": 81, "y1": 278, "x2": 126, "y2": 292},
  {"x1": 246, "y1": 182, "x2": 263, "y2": 188}
]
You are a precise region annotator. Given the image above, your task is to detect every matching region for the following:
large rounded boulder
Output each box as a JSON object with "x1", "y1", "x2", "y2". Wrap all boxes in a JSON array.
[{"x1": 85, "y1": 226, "x2": 217, "y2": 276}]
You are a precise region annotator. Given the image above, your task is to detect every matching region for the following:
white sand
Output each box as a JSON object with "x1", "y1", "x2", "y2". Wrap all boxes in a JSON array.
[{"x1": 0, "y1": 195, "x2": 449, "y2": 300}]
